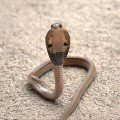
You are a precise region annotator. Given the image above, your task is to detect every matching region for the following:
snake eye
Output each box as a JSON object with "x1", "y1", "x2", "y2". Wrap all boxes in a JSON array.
[
  {"x1": 64, "y1": 42, "x2": 68, "y2": 46},
  {"x1": 48, "y1": 44, "x2": 52, "y2": 48}
]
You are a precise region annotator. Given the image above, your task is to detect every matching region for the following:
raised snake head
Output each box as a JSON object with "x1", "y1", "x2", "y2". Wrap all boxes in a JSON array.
[{"x1": 45, "y1": 23, "x2": 70, "y2": 65}]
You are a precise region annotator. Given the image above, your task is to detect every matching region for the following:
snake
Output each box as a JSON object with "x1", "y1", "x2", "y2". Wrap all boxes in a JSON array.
[{"x1": 28, "y1": 23, "x2": 96, "y2": 120}]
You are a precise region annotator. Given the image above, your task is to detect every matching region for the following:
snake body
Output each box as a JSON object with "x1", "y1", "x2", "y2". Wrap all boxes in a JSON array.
[{"x1": 28, "y1": 23, "x2": 96, "y2": 120}]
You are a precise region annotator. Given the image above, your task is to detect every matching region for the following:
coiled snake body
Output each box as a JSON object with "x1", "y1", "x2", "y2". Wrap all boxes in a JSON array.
[{"x1": 28, "y1": 23, "x2": 96, "y2": 120}]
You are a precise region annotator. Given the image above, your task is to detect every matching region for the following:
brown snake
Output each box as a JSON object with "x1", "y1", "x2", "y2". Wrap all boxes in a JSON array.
[{"x1": 28, "y1": 23, "x2": 96, "y2": 120}]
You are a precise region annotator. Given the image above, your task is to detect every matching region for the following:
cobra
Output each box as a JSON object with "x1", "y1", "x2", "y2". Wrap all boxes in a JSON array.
[{"x1": 28, "y1": 23, "x2": 96, "y2": 120}]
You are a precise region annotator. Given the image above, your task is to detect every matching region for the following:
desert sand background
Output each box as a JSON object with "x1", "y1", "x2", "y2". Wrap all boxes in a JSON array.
[{"x1": 0, "y1": 0, "x2": 120, "y2": 120}]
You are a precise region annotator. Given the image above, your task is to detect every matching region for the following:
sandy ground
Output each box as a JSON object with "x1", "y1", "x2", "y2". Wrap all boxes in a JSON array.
[{"x1": 0, "y1": 0, "x2": 120, "y2": 120}]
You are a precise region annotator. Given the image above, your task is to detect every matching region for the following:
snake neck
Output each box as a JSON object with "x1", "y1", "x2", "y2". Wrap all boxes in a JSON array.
[{"x1": 53, "y1": 64, "x2": 63, "y2": 99}]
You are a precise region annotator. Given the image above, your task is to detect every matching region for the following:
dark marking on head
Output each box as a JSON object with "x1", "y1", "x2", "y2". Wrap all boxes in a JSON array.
[
  {"x1": 64, "y1": 42, "x2": 68, "y2": 46},
  {"x1": 48, "y1": 44, "x2": 52, "y2": 48}
]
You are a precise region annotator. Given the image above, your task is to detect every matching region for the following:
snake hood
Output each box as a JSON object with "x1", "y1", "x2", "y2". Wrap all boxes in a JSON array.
[{"x1": 45, "y1": 23, "x2": 70, "y2": 65}]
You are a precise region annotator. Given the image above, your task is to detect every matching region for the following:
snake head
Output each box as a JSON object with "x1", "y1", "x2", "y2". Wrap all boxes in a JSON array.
[{"x1": 45, "y1": 23, "x2": 70, "y2": 65}]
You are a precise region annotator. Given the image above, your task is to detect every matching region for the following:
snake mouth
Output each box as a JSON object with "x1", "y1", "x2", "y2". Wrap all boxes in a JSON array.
[{"x1": 49, "y1": 52, "x2": 67, "y2": 65}]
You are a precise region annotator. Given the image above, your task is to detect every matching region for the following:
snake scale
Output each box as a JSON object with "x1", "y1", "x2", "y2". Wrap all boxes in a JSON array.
[{"x1": 28, "y1": 23, "x2": 96, "y2": 120}]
